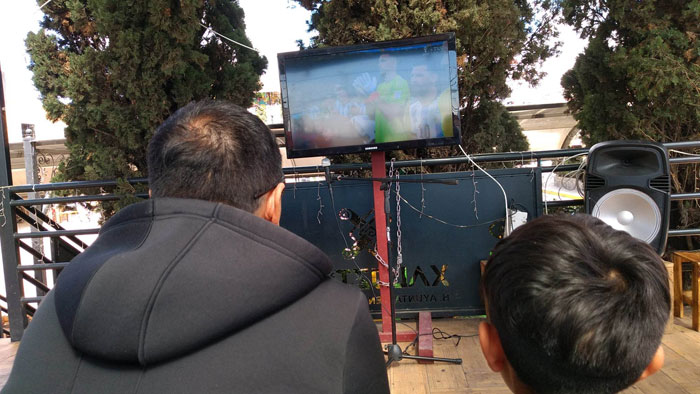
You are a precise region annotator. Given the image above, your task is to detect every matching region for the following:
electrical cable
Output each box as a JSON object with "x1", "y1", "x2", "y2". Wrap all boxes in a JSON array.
[
  {"x1": 328, "y1": 181, "x2": 349, "y2": 249},
  {"x1": 458, "y1": 146, "x2": 512, "y2": 237},
  {"x1": 543, "y1": 152, "x2": 588, "y2": 214},
  {"x1": 556, "y1": 158, "x2": 587, "y2": 200},
  {"x1": 291, "y1": 158, "x2": 298, "y2": 198},
  {"x1": 431, "y1": 327, "x2": 479, "y2": 347},
  {"x1": 669, "y1": 149, "x2": 700, "y2": 157},
  {"x1": 396, "y1": 192, "x2": 506, "y2": 229},
  {"x1": 402, "y1": 327, "x2": 479, "y2": 354},
  {"x1": 199, "y1": 23, "x2": 259, "y2": 52}
]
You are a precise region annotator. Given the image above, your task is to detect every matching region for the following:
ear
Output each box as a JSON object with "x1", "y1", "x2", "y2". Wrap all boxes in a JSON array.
[
  {"x1": 479, "y1": 321, "x2": 507, "y2": 373},
  {"x1": 257, "y1": 183, "x2": 285, "y2": 225},
  {"x1": 638, "y1": 345, "x2": 664, "y2": 381}
]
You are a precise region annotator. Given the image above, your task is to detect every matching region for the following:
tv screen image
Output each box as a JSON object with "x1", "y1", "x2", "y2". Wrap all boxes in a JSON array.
[{"x1": 278, "y1": 33, "x2": 461, "y2": 158}]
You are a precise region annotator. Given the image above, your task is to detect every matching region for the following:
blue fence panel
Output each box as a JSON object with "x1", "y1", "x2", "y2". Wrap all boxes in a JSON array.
[{"x1": 281, "y1": 167, "x2": 543, "y2": 316}]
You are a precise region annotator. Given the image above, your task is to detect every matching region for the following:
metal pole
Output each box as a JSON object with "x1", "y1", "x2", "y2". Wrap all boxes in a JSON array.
[
  {"x1": 668, "y1": 229, "x2": 700, "y2": 237},
  {"x1": 371, "y1": 152, "x2": 392, "y2": 337},
  {"x1": 22, "y1": 124, "x2": 45, "y2": 295}
]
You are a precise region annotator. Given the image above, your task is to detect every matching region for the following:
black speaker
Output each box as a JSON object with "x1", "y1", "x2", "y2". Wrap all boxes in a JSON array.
[{"x1": 585, "y1": 141, "x2": 670, "y2": 254}]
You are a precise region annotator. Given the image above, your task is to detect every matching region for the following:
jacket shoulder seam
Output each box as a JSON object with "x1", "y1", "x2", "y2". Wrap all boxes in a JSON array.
[
  {"x1": 70, "y1": 203, "x2": 156, "y2": 344},
  {"x1": 136, "y1": 208, "x2": 218, "y2": 365}
]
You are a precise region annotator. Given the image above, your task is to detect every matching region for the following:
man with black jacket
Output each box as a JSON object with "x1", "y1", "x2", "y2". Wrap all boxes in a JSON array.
[{"x1": 3, "y1": 100, "x2": 390, "y2": 394}]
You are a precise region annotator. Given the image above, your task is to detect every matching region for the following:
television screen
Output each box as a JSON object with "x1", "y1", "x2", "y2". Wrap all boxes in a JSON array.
[{"x1": 278, "y1": 33, "x2": 461, "y2": 158}]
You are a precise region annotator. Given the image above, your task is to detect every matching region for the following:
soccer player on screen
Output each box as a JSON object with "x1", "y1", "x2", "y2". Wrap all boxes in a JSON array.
[
  {"x1": 353, "y1": 53, "x2": 412, "y2": 143},
  {"x1": 408, "y1": 64, "x2": 444, "y2": 139}
]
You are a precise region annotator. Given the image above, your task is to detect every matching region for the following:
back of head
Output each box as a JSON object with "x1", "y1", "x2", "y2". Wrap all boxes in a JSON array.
[
  {"x1": 481, "y1": 214, "x2": 669, "y2": 394},
  {"x1": 147, "y1": 100, "x2": 283, "y2": 212}
]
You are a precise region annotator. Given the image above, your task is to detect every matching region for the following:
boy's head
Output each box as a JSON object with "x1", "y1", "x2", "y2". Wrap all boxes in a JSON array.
[{"x1": 479, "y1": 214, "x2": 669, "y2": 394}]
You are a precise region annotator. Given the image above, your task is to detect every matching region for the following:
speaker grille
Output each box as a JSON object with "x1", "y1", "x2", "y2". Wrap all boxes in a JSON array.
[
  {"x1": 649, "y1": 175, "x2": 671, "y2": 192},
  {"x1": 585, "y1": 174, "x2": 606, "y2": 190},
  {"x1": 592, "y1": 188, "x2": 661, "y2": 243}
]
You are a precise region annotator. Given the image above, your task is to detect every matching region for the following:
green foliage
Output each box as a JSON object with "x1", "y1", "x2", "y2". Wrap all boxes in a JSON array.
[
  {"x1": 561, "y1": 0, "x2": 700, "y2": 248},
  {"x1": 468, "y1": 100, "x2": 529, "y2": 153},
  {"x1": 27, "y1": 0, "x2": 266, "y2": 215},
  {"x1": 293, "y1": 0, "x2": 563, "y2": 160}
]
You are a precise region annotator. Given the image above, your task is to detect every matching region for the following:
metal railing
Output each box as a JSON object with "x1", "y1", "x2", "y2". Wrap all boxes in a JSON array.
[{"x1": 1, "y1": 142, "x2": 699, "y2": 341}]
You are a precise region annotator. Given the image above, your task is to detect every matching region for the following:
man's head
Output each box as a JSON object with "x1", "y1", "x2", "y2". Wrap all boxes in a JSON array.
[
  {"x1": 148, "y1": 100, "x2": 285, "y2": 223},
  {"x1": 410, "y1": 64, "x2": 438, "y2": 96},
  {"x1": 378, "y1": 53, "x2": 398, "y2": 74},
  {"x1": 479, "y1": 214, "x2": 669, "y2": 394},
  {"x1": 334, "y1": 84, "x2": 349, "y2": 101}
]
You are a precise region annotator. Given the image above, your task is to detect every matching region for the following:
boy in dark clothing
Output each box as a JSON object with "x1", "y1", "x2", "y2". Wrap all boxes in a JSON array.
[{"x1": 479, "y1": 214, "x2": 668, "y2": 394}]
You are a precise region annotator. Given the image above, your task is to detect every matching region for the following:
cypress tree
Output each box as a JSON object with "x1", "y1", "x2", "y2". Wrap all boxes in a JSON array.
[{"x1": 26, "y1": 0, "x2": 266, "y2": 214}]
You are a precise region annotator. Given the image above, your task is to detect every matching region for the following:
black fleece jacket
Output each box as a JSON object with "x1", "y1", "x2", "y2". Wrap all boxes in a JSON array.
[{"x1": 2, "y1": 198, "x2": 389, "y2": 394}]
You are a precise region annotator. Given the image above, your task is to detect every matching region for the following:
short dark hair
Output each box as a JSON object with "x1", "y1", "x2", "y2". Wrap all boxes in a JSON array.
[
  {"x1": 147, "y1": 100, "x2": 283, "y2": 212},
  {"x1": 481, "y1": 214, "x2": 669, "y2": 394}
]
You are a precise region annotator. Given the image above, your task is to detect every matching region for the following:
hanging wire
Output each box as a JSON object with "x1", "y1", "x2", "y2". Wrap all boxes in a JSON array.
[
  {"x1": 328, "y1": 181, "x2": 349, "y2": 249},
  {"x1": 470, "y1": 160, "x2": 479, "y2": 220},
  {"x1": 316, "y1": 182, "x2": 324, "y2": 224},
  {"x1": 669, "y1": 149, "x2": 700, "y2": 157},
  {"x1": 557, "y1": 159, "x2": 587, "y2": 200},
  {"x1": 458, "y1": 146, "x2": 511, "y2": 237},
  {"x1": 291, "y1": 158, "x2": 298, "y2": 198},
  {"x1": 0, "y1": 186, "x2": 8, "y2": 227},
  {"x1": 396, "y1": 191, "x2": 505, "y2": 229},
  {"x1": 543, "y1": 152, "x2": 588, "y2": 214},
  {"x1": 199, "y1": 23, "x2": 259, "y2": 52},
  {"x1": 419, "y1": 158, "x2": 426, "y2": 218}
]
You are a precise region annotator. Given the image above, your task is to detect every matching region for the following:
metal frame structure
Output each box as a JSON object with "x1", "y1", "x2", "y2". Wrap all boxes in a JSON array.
[{"x1": 0, "y1": 141, "x2": 699, "y2": 341}]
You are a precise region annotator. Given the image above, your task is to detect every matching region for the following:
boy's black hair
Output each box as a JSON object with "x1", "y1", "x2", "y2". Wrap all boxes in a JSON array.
[
  {"x1": 481, "y1": 214, "x2": 669, "y2": 394},
  {"x1": 148, "y1": 100, "x2": 283, "y2": 212}
]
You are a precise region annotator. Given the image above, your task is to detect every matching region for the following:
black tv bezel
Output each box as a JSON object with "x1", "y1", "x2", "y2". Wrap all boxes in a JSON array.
[{"x1": 278, "y1": 33, "x2": 461, "y2": 159}]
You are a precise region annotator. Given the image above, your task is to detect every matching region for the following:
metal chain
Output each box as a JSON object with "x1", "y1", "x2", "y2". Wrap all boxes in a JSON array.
[
  {"x1": 387, "y1": 159, "x2": 403, "y2": 284},
  {"x1": 394, "y1": 161, "x2": 403, "y2": 276},
  {"x1": 370, "y1": 248, "x2": 389, "y2": 268},
  {"x1": 370, "y1": 159, "x2": 404, "y2": 287},
  {"x1": 370, "y1": 248, "x2": 391, "y2": 288},
  {"x1": 376, "y1": 279, "x2": 391, "y2": 287}
]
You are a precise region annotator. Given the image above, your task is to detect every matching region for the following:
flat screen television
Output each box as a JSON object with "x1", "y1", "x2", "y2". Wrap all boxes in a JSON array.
[{"x1": 278, "y1": 33, "x2": 461, "y2": 158}]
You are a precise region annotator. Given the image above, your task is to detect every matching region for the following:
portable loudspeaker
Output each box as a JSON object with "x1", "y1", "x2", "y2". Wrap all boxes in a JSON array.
[{"x1": 585, "y1": 141, "x2": 670, "y2": 255}]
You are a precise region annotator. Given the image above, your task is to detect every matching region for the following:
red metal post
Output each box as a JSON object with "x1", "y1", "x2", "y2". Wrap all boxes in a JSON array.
[
  {"x1": 371, "y1": 151, "x2": 416, "y2": 343},
  {"x1": 370, "y1": 151, "x2": 391, "y2": 334}
]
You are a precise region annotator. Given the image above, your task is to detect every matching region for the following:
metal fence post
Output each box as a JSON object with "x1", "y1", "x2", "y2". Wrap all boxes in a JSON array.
[
  {"x1": 0, "y1": 188, "x2": 25, "y2": 341},
  {"x1": 22, "y1": 124, "x2": 45, "y2": 295}
]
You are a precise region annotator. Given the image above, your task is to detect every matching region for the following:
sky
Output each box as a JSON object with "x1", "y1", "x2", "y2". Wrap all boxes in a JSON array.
[
  {"x1": 0, "y1": 1, "x2": 66, "y2": 143},
  {"x1": 237, "y1": 0, "x2": 314, "y2": 92},
  {"x1": 0, "y1": 0, "x2": 586, "y2": 143},
  {"x1": 506, "y1": 25, "x2": 588, "y2": 106}
]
